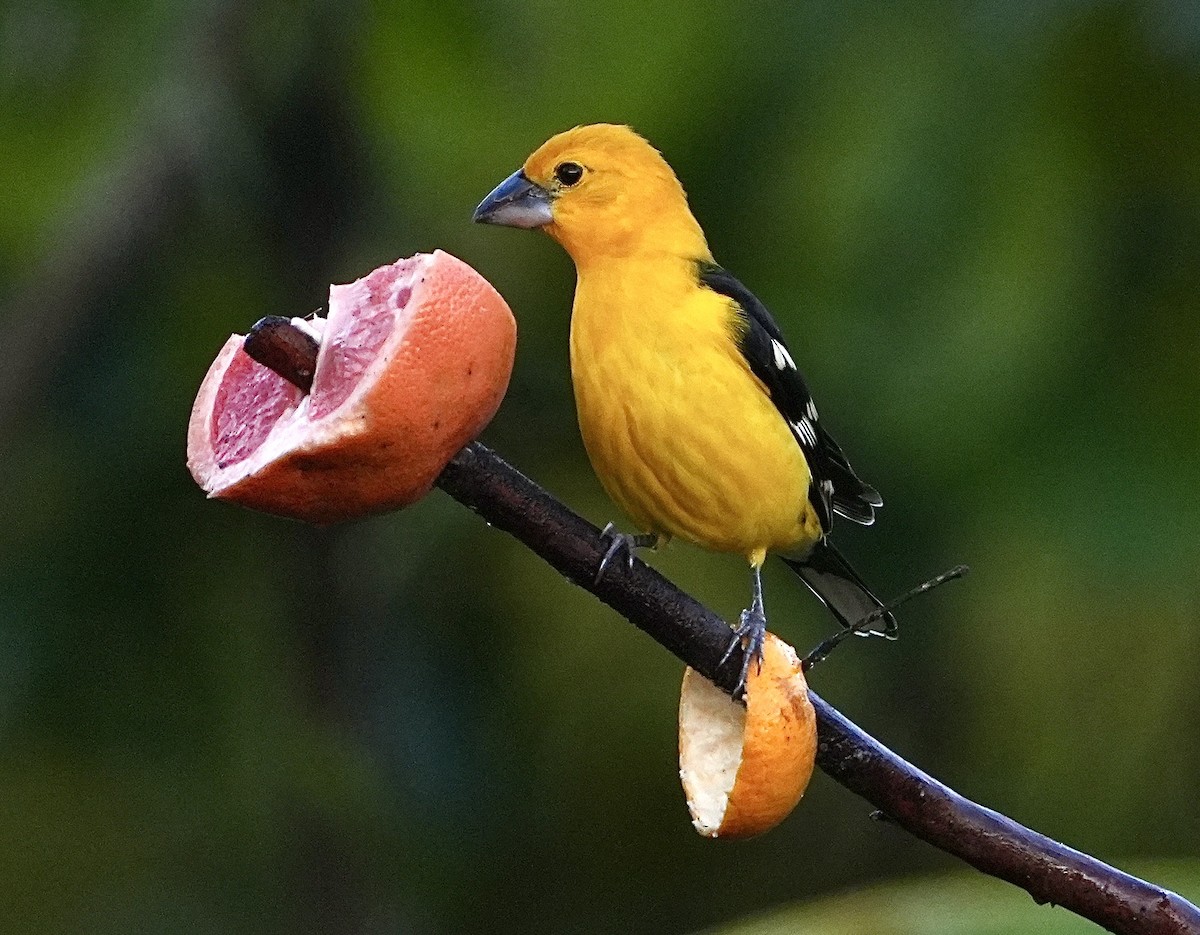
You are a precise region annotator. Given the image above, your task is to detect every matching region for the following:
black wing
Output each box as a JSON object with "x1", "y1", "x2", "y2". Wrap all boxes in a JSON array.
[{"x1": 697, "y1": 262, "x2": 882, "y2": 534}]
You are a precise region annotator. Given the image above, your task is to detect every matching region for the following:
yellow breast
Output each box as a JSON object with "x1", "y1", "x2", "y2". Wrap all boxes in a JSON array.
[{"x1": 569, "y1": 258, "x2": 820, "y2": 566}]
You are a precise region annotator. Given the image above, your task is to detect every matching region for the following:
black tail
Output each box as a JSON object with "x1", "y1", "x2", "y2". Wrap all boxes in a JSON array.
[{"x1": 781, "y1": 540, "x2": 896, "y2": 638}]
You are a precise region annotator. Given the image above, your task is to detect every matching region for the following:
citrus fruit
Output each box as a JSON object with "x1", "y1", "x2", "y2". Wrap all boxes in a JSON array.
[
  {"x1": 679, "y1": 633, "x2": 817, "y2": 838},
  {"x1": 186, "y1": 250, "x2": 516, "y2": 523}
]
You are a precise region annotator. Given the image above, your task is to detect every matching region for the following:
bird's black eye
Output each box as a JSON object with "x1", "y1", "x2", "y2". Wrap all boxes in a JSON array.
[{"x1": 554, "y1": 162, "x2": 584, "y2": 187}]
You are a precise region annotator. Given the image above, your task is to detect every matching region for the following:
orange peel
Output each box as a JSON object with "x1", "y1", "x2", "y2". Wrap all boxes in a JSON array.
[{"x1": 679, "y1": 632, "x2": 817, "y2": 838}]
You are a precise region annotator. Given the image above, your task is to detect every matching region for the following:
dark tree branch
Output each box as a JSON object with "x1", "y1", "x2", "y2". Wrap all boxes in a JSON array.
[
  {"x1": 15, "y1": 9, "x2": 1195, "y2": 927},
  {"x1": 243, "y1": 316, "x2": 1200, "y2": 935},
  {"x1": 436, "y1": 442, "x2": 1200, "y2": 935}
]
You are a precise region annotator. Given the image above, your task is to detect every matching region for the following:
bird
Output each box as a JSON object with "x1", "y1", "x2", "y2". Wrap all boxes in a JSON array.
[{"x1": 473, "y1": 123, "x2": 894, "y2": 694}]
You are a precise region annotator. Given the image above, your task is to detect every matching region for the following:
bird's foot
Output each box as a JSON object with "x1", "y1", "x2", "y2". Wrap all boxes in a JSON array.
[
  {"x1": 718, "y1": 605, "x2": 767, "y2": 700},
  {"x1": 594, "y1": 523, "x2": 657, "y2": 585}
]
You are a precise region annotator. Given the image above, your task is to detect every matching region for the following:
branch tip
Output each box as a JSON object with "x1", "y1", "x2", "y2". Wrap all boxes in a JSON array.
[{"x1": 244, "y1": 316, "x2": 319, "y2": 392}]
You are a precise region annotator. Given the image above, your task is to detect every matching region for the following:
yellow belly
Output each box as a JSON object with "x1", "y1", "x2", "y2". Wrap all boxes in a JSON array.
[{"x1": 569, "y1": 269, "x2": 820, "y2": 566}]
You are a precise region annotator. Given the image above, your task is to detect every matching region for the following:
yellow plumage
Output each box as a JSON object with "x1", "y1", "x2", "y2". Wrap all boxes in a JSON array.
[
  {"x1": 524, "y1": 125, "x2": 821, "y2": 568},
  {"x1": 474, "y1": 122, "x2": 891, "y2": 690},
  {"x1": 568, "y1": 253, "x2": 819, "y2": 567}
]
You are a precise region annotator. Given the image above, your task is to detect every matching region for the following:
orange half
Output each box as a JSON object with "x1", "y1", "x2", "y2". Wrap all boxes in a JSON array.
[{"x1": 679, "y1": 633, "x2": 817, "y2": 838}]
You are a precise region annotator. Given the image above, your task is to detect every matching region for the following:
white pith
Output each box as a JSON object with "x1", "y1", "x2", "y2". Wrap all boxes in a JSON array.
[{"x1": 679, "y1": 669, "x2": 746, "y2": 836}]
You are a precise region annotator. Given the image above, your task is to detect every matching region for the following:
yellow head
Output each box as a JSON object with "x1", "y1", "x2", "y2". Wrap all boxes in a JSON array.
[{"x1": 474, "y1": 124, "x2": 711, "y2": 266}]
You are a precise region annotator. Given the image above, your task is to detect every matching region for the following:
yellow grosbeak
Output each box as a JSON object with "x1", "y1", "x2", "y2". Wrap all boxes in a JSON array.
[{"x1": 475, "y1": 124, "x2": 893, "y2": 691}]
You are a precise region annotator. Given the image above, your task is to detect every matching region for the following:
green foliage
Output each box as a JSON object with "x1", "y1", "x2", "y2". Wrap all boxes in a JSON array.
[{"x1": 1, "y1": 1, "x2": 1198, "y2": 932}]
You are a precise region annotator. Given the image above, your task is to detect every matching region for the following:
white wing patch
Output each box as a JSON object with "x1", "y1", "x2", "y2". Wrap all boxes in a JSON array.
[
  {"x1": 791, "y1": 416, "x2": 818, "y2": 448},
  {"x1": 805, "y1": 398, "x2": 818, "y2": 422},
  {"x1": 771, "y1": 339, "x2": 796, "y2": 371}
]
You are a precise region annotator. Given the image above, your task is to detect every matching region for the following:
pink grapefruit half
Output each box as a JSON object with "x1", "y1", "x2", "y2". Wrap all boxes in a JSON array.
[{"x1": 187, "y1": 250, "x2": 516, "y2": 523}]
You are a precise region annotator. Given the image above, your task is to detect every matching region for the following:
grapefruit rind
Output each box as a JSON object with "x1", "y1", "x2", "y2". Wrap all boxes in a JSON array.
[{"x1": 186, "y1": 250, "x2": 516, "y2": 523}]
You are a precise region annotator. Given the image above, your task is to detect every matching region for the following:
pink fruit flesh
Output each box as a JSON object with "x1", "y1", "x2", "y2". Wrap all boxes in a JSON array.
[
  {"x1": 211, "y1": 349, "x2": 302, "y2": 469},
  {"x1": 308, "y1": 259, "x2": 418, "y2": 420},
  {"x1": 307, "y1": 311, "x2": 393, "y2": 419},
  {"x1": 206, "y1": 256, "x2": 427, "y2": 472}
]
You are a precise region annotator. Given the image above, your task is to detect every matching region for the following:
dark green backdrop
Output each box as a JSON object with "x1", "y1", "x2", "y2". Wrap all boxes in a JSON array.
[{"x1": 2, "y1": 2, "x2": 1197, "y2": 932}]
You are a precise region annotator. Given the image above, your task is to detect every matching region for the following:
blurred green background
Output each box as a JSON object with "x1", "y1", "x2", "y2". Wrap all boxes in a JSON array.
[{"x1": 2, "y1": 1, "x2": 1198, "y2": 932}]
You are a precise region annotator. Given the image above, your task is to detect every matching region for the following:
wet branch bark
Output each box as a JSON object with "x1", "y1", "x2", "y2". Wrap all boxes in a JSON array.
[
  {"x1": 243, "y1": 321, "x2": 1199, "y2": 935},
  {"x1": 7, "y1": 16, "x2": 1196, "y2": 928},
  {"x1": 435, "y1": 442, "x2": 1200, "y2": 935}
]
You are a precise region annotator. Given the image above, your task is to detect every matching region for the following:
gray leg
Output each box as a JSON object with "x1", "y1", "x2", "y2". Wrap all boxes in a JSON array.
[
  {"x1": 718, "y1": 565, "x2": 768, "y2": 698},
  {"x1": 594, "y1": 522, "x2": 658, "y2": 585}
]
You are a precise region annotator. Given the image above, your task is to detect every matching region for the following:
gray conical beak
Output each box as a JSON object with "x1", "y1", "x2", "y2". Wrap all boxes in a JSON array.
[{"x1": 473, "y1": 170, "x2": 553, "y2": 229}]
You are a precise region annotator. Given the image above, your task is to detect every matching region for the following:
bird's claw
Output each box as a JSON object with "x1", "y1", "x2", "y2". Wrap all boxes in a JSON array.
[
  {"x1": 718, "y1": 606, "x2": 767, "y2": 700},
  {"x1": 594, "y1": 523, "x2": 654, "y2": 585}
]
